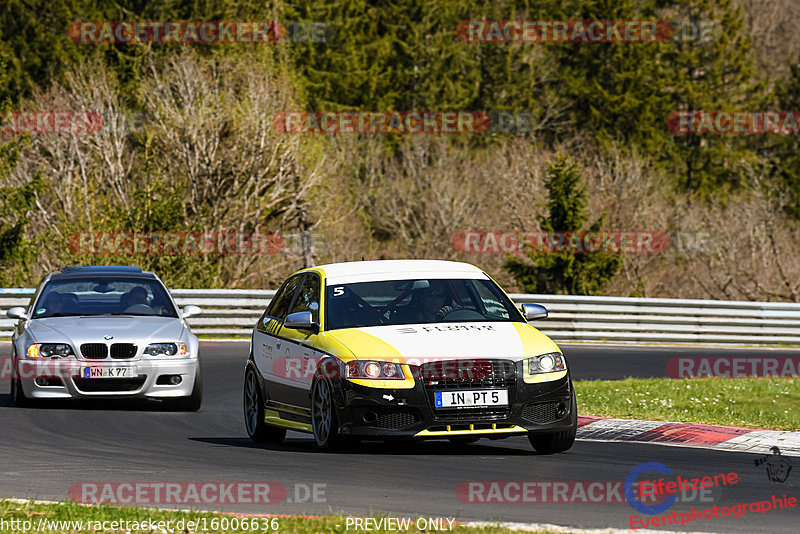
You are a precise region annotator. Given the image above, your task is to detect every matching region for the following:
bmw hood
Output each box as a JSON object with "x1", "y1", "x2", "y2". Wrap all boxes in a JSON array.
[
  {"x1": 26, "y1": 316, "x2": 188, "y2": 347},
  {"x1": 323, "y1": 321, "x2": 561, "y2": 363}
]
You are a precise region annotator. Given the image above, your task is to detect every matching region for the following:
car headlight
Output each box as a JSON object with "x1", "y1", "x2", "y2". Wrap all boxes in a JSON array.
[
  {"x1": 26, "y1": 343, "x2": 75, "y2": 358},
  {"x1": 345, "y1": 360, "x2": 405, "y2": 379},
  {"x1": 144, "y1": 343, "x2": 188, "y2": 356},
  {"x1": 529, "y1": 352, "x2": 566, "y2": 374}
]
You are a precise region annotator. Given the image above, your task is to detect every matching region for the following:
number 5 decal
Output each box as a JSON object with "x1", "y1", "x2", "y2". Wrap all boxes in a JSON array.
[{"x1": 333, "y1": 287, "x2": 344, "y2": 297}]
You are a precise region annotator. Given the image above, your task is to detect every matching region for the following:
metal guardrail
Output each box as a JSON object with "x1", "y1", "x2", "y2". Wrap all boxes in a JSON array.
[{"x1": 2, "y1": 289, "x2": 800, "y2": 345}]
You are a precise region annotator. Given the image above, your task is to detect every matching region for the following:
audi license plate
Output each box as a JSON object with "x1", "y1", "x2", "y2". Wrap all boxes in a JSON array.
[{"x1": 435, "y1": 389, "x2": 508, "y2": 408}]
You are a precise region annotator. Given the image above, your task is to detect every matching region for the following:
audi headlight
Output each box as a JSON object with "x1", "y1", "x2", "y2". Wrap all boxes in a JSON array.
[
  {"x1": 26, "y1": 343, "x2": 75, "y2": 358},
  {"x1": 345, "y1": 360, "x2": 404, "y2": 379},
  {"x1": 144, "y1": 343, "x2": 188, "y2": 356},
  {"x1": 529, "y1": 352, "x2": 566, "y2": 374}
]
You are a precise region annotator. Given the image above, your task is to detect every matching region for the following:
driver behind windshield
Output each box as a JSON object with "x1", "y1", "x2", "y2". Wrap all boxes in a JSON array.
[
  {"x1": 122, "y1": 286, "x2": 151, "y2": 312},
  {"x1": 43, "y1": 292, "x2": 64, "y2": 315},
  {"x1": 412, "y1": 281, "x2": 455, "y2": 323}
]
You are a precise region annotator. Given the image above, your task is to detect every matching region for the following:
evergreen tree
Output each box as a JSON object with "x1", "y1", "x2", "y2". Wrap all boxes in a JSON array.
[
  {"x1": 764, "y1": 55, "x2": 800, "y2": 219},
  {"x1": 0, "y1": 0, "x2": 83, "y2": 103},
  {"x1": 537, "y1": 0, "x2": 673, "y2": 149},
  {"x1": 0, "y1": 135, "x2": 45, "y2": 286},
  {"x1": 504, "y1": 157, "x2": 623, "y2": 295},
  {"x1": 659, "y1": 0, "x2": 760, "y2": 196}
]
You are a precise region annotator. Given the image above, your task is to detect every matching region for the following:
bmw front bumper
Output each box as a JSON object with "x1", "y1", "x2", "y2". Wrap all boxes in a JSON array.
[{"x1": 14, "y1": 357, "x2": 199, "y2": 400}]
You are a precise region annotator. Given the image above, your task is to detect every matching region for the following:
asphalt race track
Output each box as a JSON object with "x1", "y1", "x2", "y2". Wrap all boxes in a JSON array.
[{"x1": 0, "y1": 341, "x2": 797, "y2": 533}]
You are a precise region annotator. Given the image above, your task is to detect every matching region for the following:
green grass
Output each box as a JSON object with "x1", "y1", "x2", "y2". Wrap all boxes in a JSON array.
[
  {"x1": 0, "y1": 500, "x2": 562, "y2": 534},
  {"x1": 575, "y1": 377, "x2": 800, "y2": 431}
]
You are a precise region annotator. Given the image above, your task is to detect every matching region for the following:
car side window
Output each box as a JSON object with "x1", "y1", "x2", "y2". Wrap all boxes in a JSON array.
[
  {"x1": 267, "y1": 275, "x2": 304, "y2": 320},
  {"x1": 289, "y1": 274, "x2": 320, "y2": 323}
]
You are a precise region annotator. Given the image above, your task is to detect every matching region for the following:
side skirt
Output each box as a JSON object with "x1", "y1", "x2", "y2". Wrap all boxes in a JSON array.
[{"x1": 265, "y1": 401, "x2": 312, "y2": 433}]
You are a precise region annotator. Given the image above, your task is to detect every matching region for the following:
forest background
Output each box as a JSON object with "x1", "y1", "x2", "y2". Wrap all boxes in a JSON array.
[{"x1": 1, "y1": 0, "x2": 800, "y2": 302}]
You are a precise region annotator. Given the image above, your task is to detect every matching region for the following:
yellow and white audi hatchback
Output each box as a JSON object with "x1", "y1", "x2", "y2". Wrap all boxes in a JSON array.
[{"x1": 243, "y1": 260, "x2": 576, "y2": 452}]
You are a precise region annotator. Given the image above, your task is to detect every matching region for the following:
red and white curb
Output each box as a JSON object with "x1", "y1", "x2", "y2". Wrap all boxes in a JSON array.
[{"x1": 577, "y1": 415, "x2": 800, "y2": 456}]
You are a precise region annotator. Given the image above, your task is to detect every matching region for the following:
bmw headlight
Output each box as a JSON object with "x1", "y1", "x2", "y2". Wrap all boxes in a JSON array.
[
  {"x1": 27, "y1": 343, "x2": 75, "y2": 358},
  {"x1": 529, "y1": 352, "x2": 566, "y2": 374},
  {"x1": 144, "y1": 343, "x2": 188, "y2": 356}
]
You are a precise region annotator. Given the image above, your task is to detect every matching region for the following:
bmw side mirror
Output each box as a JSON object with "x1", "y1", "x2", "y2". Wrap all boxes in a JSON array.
[
  {"x1": 284, "y1": 311, "x2": 319, "y2": 333},
  {"x1": 182, "y1": 305, "x2": 202, "y2": 319},
  {"x1": 6, "y1": 307, "x2": 28, "y2": 320},
  {"x1": 520, "y1": 303, "x2": 548, "y2": 321}
]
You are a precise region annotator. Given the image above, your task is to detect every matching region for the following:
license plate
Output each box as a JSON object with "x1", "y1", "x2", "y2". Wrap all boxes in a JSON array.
[
  {"x1": 435, "y1": 389, "x2": 508, "y2": 408},
  {"x1": 80, "y1": 366, "x2": 137, "y2": 379}
]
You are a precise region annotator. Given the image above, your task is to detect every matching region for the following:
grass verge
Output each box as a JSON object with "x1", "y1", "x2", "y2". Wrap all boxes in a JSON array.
[
  {"x1": 0, "y1": 500, "x2": 562, "y2": 534},
  {"x1": 574, "y1": 377, "x2": 800, "y2": 431}
]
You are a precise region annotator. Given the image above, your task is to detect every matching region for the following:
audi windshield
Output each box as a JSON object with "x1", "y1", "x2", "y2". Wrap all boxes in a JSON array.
[{"x1": 325, "y1": 278, "x2": 524, "y2": 330}]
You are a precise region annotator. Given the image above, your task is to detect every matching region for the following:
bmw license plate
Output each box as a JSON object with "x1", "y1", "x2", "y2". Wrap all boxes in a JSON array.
[
  {"x1": 81, "y1": 366, "x2": 137, "y2": 379},
  {"x1": 435, "y1": 389, "x2": 508, "y2": 408}
]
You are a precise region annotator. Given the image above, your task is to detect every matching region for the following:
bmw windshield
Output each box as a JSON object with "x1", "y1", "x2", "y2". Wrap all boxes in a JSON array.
[
  {"x1": 325, "y1": 278, "x2": 524, "y2": 330},
  {"x1": 31, "y1": 277, "x2": 178, "y2": 318}
]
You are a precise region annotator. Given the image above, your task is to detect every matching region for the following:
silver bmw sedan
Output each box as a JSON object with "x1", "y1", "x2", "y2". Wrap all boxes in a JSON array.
[{"x1": 6, "y1": 266, "x2": 203, "y2": 410}]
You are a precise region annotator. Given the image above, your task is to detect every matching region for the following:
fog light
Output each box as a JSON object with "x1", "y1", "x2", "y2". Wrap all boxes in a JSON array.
[
  {"x1": 157, "y1": 374, "x2": 183, "y2": 385},
  {"x1": 362, "y1": 411, "x2": 378, "y2": 424},
  {"x1": 556, "y1": 401, "x2": 567, "y2": 418},
  {"x1": 34, "y1": 377, "x2": 64, "y2": 387}
]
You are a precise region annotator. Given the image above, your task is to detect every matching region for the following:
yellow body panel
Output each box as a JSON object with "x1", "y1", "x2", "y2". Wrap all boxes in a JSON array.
[
  {"x1": 318, "y1": 328, "x2": 416, "y2": 389},
  {"x1": 415, "y1": 424, "x2": 528, "y2": 437},
  {"x1": 264, "y1": 409, "x2": 313, "y2": 432},
  {"x1": 510, "y1": 323, "x2": 567, "y2": 383}
]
